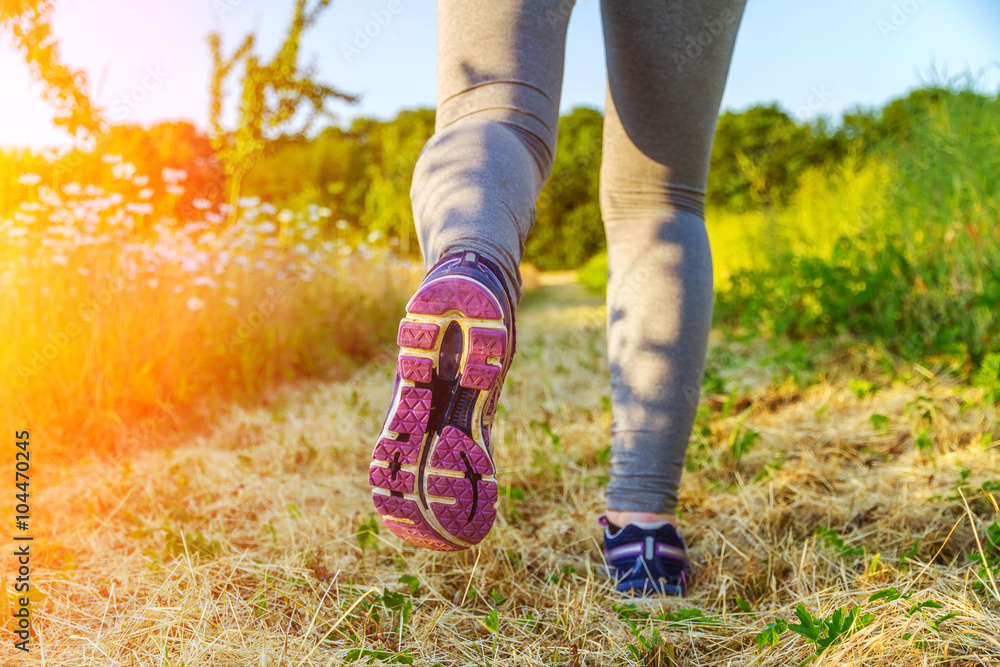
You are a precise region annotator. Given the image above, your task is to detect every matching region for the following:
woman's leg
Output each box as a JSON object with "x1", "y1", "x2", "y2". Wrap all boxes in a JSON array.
[
  {"x1": 372, "y1": 0, "x2": 576, "y2": 551},
  {"x1": 410, "y1": 0, "x2": 575, "y2": 302},
  {"x1": 599, "y1": 0, "x2": 746, "y2": 522}
]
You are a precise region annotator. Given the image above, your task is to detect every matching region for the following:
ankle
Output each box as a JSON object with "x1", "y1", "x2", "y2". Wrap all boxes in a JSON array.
[{"x1": 605, "y1": 510, "x2": 678, "y2": 530}]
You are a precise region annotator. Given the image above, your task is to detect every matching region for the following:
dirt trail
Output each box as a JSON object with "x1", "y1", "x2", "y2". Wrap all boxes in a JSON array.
[{"x1": 21, "y1": 277, "x2": 1000, "y2": 665}]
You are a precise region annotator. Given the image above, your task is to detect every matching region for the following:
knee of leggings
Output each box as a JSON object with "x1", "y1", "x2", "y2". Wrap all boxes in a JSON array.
[{"x1": 600, "y1": 180, "x2": 706, "y2": 229}]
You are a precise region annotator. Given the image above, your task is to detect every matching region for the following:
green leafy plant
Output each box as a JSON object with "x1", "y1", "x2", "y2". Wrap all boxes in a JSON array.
[
  {"x1": 727, "y1": 425, "x2": 761, "y2": 465},
  {"x1": 814, "y1": 526, "x2": 865, "y2": 560},
  {"x1": 755, "y1": 619, "x2": 788, "y2": 647},
  {"x1": 848, "y1": 378, "x2": 877, "y2": 398},
  {"x1": 344, "y1": 648, "x2": 413, "y2": 665},
  {"x1": 869, "y1": 413, "x2": 891, "y2": 432},
  {"x1": 399, "y1": 574, "x2": 421, "y2": 596},
  {"x1": 968, "y1": 520, "x2": 1000, "y2": 594},
  {"x1": 971, "y1": 353, "x2": 1000, "y2": 404},
  {"x1": 482, "y1": 608, "x2": 500, "y2": 634},
  {"x1": 757, "y1": 602, "x2": 873, "y2": 664},
  {"x1": 896, "y1": 539, "x2": 921, "y2": 568},
  {"x1": 529, "y1": 419, "x2": 564, "y2": 480},
  {"x1": 356, "y1": 515, "x2": 381, "y2": 553}
]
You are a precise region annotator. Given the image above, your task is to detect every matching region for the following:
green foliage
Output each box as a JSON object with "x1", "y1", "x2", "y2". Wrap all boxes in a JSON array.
[
  {"x1": 399, "y1": 574, "x2": 421, "y2": 596},
  {"x1": 356, "y1": 515, "x2": 381, "y2": 553},
  {"x1": 755, "y1": 619, "x2": 788, "y2": 647},
  {"x1": 758, "y1": 602, "x2": 873, "y2": 663},
  {"x1": 482, "y1": 608, "x2": 500, "y2": 634},
  {"x1": 897, "y1": 538, "x2": 921, "y2": 569},
  {"x1": 578, "y1": 250, "x2": 609, "y2": 295},
  {"x1": 208, "y1": 0, "x2": 356, "y2": 211},
  {"x1": 336, "y1": 588, "x2": 420, "y2": 663},
  {"x1": 972, "y1": 353, "x2": 1000, "y2": 404},
  {"x1": 526, "y1": 107, "x2": 605, "y2": 269},
  {"x1": 529, "y1": 419, "x2": 564, "y2": 480},
  {"x1": 968, "y1": 520, "x2": 1000, "y2": 592},
  {"x1": 133, "y1": 526, "x2": 222, "y2": 564},
  {"x1": 1, "y1": 0, "x2": 103, "y2": 138},
  {"x1": 727, "y1": 425, "x2": 760, "y2": 465},
  {"x1": 713, "y1": 88, "x2": 1000, "y2": 363},
  {"x1": 869, "y1": 413, "x2": 891, "y2": 432},
  {"x1": 709, "y1": 105, "x2": 845, "y2": 212},
  {"x1": 848, "y1": 379, "x2": 877, "y2": 398},
  {"x1": 344, "y1": 648, "x2": 413, "y2": 665},
  {"x1": 613, "y1": 605, "x2": 677, "y2": 665},
  {"x1": 814, "y1": 526, "x2": 865, "y2": 561}
]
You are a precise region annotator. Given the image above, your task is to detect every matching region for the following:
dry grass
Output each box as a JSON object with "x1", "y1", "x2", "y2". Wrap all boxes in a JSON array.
[{"x1": 6, "y1": 276, "x2": 1000, "y2": 666}]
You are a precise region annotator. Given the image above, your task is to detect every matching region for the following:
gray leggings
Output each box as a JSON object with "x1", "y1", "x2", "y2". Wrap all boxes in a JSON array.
[{"x1": 411, "y1": 0, "x2": 746, "y2": 514}]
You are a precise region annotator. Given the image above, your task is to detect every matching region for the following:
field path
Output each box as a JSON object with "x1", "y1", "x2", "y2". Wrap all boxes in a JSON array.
[{"x1": 23, "y1": 274, "x2": 1000, "y2": 665}]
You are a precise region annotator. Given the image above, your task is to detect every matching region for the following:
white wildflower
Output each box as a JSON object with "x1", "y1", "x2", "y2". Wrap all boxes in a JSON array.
[
  {"x1": 192, "y1": 198, "x2": 212, "y2": 210},
  {"x1": 62, "y1": 182, "x2": 83, "y2": 195},
  {"x1": 166, "y1": 185, "x2": 186, "y2": 196},
  {"x1": 139, "y1": 188, "x2": 154, "y2": 199},
  {"x1": 38, "y1": 186, "x2": 62, "y2": 206},
  {"x1": 17, "y1": 173, "x2": 41, "y2": 186},
  {"x1": 278, "y1": 209, "x2": 294, "y2": 224},
  {"x1": 186, "y1": 296, "x2": 205, "y2": 311},
  {"x1": 112, "y1": 162, "x2": 137, "y2": 180},
  {"x1": 134, "y1": 175, "x2": 149, "y2": 187},
  {"x1": 162, "y1": 167, "x2": 187, "y2": 183}
]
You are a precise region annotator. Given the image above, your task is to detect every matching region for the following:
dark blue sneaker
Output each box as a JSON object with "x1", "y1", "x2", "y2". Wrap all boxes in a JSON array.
[{"x1": 601, "y1": 516, "x2": 689, "y2": 596}]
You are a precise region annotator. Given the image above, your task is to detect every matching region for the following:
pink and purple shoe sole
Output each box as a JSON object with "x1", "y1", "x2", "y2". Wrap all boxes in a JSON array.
[{"x1": 369, "y1": 254, "x2": 513, "y2": 551}]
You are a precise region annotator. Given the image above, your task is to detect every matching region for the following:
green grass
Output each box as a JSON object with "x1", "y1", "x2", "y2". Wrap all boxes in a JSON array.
[{"x1": 581, "y1": 88, "x2": 1000, "y2": 370}]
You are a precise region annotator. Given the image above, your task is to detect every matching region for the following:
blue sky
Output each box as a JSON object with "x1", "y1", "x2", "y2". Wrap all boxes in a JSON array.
[{"x1": 1, "y1": 0, "x2": 998, "y2": 149}]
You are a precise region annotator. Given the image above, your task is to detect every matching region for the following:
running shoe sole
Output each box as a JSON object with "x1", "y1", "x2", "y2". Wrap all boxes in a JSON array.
[{"x1": 370, "y1": 268, "x2": 511, "y2": 551}]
